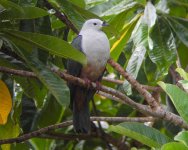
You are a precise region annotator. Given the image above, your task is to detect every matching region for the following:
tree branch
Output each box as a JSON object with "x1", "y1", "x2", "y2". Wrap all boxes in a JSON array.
[
  {"x1": 107, "y1": 59, "x2": 188, "y2": 129},
  {"x1": 0, "y1": 65, "x2": 187, "y2": 129},
  {"x1": 107, "y1": 59, "x2": 159, "y2": 109},
  {"x1": 102, "y1": 77, "x2": 163, "y2": 92}
]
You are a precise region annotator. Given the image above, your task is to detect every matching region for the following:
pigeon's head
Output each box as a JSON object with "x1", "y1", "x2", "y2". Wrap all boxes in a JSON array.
[{"x1": 81, "y1": 19, "x2": 108, "y2": 31}]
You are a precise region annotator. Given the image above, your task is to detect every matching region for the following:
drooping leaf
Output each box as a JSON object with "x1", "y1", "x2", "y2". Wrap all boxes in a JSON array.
[
  {"x1": 123, "y1": 45, "x2": 146, "y2": 95},
  {"x1": 148, "y1": 17, "x2": 177, "y2": 76},
  {"x1": 175, "y1": 131, "x2": 188, "y2": 147},
  {"x1": 158, "y1": 81, "x2": 188, "y2": 124},
  {"x1": 0, "y1": 80, "x2": 12, "y2": 124},
  {"x1": 109, "y1": 122, "x2": 172, "y2": 148},
  {"x1": 161, "y1": 142, "x2": 188, "y2": 150},
  {"x1": 143, "y1": 1, "x2": 157, "y2": 28},
  {"x1": 0, "y1": 0, "x2": 48, "y2": 20},
  {"x1": 56, "y1": 0, "x2": 85, "y2": 30},
  {"x1": 122, "y1": 16, "x2": 148, "y2": 94},
  {"x1": 2, "y1": 29, "x2": 87, "y2": 65},
  {"x1": 166, "y1": 17, "x2": 188, "y2": 47},
  {"x1": 89, "y1": 0, "x2": 138, "y2": 17}
]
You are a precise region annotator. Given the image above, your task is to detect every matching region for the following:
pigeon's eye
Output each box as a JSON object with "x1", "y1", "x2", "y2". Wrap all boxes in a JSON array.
[{"x1": 93, "y1": 23, "x2": 97, "y2": 25}]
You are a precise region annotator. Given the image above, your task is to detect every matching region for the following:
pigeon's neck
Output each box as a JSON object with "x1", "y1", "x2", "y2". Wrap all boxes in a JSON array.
[{"x1": 79, "y1": 28, "x2": 101, "y2": 35}]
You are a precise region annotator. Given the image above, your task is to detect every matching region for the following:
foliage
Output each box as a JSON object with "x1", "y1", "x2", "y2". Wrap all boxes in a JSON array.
[{"x1": 0, "y1": 0, "x2": 188, "y2": 149}]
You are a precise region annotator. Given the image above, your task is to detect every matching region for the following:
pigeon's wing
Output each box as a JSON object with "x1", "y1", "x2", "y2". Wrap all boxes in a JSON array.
[
  {"x1": 67, "y1": 35, "x2": 84, "y2": 109},
  {"x1": 67, "y1": 35, "x2": 83, "y2": 77}
]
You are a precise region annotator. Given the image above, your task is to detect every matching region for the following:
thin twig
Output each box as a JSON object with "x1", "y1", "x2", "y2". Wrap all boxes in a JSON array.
[{"x1": 102, "y1": 77, "x2": 163, "y2": 92}]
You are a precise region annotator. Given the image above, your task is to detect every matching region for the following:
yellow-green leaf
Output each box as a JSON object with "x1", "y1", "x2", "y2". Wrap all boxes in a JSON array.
[{"x1": 0, "y1": 80, "x2": 12, "y2": 124}]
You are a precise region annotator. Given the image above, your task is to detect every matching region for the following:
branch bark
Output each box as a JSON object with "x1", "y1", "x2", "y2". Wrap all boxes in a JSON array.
[{"x1": 0, "y1": 65, "x2": 187, "y2": 129}]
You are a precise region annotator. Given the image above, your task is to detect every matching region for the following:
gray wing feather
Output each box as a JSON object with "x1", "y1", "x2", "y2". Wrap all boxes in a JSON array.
[
  {"x1": 67, "y1": 35, "x2": 83, "y2": 76},
  {"x1": 67, "y1": 35, "x2": 84, "y2": 110}
]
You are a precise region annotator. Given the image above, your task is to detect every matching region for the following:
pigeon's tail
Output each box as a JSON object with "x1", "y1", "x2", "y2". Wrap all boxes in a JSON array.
[{"x1": 72, "y1": 87, "x2": 91, "y2": 133}]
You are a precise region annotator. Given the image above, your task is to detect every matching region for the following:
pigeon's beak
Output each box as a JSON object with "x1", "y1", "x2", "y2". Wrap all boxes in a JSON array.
[{"x1": 102, "y1": 21, "x2": 109, "y2": 26}]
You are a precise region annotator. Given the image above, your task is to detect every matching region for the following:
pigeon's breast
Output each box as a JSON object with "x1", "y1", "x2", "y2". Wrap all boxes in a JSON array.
[{"x1": 80, "y1": 30, "x2": 110, "y2": 80}]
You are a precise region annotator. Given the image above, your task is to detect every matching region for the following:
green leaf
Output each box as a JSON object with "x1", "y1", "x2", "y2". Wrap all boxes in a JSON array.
[
  {"x1": 166, "y1": 17, "x2": 188, "y2": 47},
  {"x1": 161, "y1": 142, "x2": 188, "y2": 150},
  {"x1": 175, "y1": 131, "x2": 188, "y2": 147},
  {"x1": 148, "y1": 17, "x2": 177, "y2": 76},
  {"x1": 11, "y1": 44, "x2": 70, "y2": 106},
  {"x1": 109, "y1": 122, "x2": 172, "y2": 148},
  {"x1": 0, "y1": 0, "x2": 48, "y2": 20},
  {"x1": 89, "y1": 0, "x2": 138, "y2": 17},
  {"x1": 143, "y1": 1, "x2": 157, "y2": 28},
  {"x1": 56, "y1": 0, "x2": 85, "y2": 30},
  {"x1": 158, "y1": 81, "x2": 188, "y2": 124},
  {"x1": 123, "y1": 45, "x2": 146, "y2": 95},
  {"x1": 2, "y1": 29, "x2": 87, "y2": 65},
  {"x1": 176, "y1": 68, "x2": 188, "y2": 80},
  {"x1": 122, "y1": 16, "x2": 148, "y2": 94}
]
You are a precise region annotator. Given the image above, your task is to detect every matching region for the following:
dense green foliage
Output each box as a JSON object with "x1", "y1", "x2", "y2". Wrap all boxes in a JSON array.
[{"x1": 0, "y1": 0, "x2": 188, "y2": 149}]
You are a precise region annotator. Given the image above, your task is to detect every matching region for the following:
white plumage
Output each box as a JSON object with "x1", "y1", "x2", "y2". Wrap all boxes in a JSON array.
[{"x1": 79, "y1": 19, "x2": 110, "y2": 80}]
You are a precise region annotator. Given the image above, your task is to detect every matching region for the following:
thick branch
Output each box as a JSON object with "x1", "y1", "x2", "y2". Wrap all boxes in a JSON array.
[{"x1": 0, "y1": 66, "x2": 187, "y2": 129}]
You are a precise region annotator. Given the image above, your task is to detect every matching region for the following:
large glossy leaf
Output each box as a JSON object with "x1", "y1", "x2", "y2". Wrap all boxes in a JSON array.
[
  {"x1": 0, "y1": 80, "x2": 12, "y2": 124},
  {"x1": 122, "y1": 16, "x2": 148, "y2": 94},
  {"x1": 148, "y1": 17, "x2": 177, "y2": 76},
  {"x1": 143, "y1": 1, "x2": 157, "y2": 28},
  {"x1": 109, "y1": 122, "x2": 172, "y2": 148},
  {"x1": 0, "y1": 0, "x2": 48, "y2": 20},
  {"x1": 166, "y1": 17, "x2": 188, "y2": 47},
  {"x1": 89, "y1": 0, "x2": 138, "y2": 17},
  {"x1": 161, "y1": 142, "x2": 188, "y2": 150},
  {"x1": 175, "y1": 131, "x2": 188, "y2": 147},
  {"x1": 158, "y1": 81, "x2": 188, "y2": 124},
  {"x1": 2, "y1": 29, "x2": 87, "y2": 65}
]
